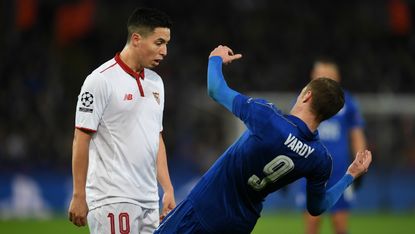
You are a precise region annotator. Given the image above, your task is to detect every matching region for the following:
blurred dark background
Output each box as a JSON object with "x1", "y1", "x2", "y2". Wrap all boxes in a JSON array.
[{"x1": 1, "y1": 0, "x2": 415, "y2": 217}]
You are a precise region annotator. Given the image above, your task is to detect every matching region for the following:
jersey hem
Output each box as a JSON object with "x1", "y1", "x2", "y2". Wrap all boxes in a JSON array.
[
  {"x1": 75, "y1": 126, "x2": 97, "y2": 133},
  {"x1": 88, "y1": 197, "x2": 159, "y2": 211}
]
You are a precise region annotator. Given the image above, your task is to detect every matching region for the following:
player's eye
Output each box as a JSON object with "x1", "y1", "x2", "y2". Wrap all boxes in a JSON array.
[{"x1": 155, "y1": 39, "x2": 167, "y2": 46}]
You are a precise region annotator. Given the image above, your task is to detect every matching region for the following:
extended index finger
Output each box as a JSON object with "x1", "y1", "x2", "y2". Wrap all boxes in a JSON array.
[{"x1": 230, "y1": 54, "x2": 243, "y2": 60}]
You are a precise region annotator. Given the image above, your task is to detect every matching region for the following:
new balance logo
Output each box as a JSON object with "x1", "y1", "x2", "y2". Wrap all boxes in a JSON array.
[{"x1": 124, "y1": 94, "x2": 133, "y2": 100}]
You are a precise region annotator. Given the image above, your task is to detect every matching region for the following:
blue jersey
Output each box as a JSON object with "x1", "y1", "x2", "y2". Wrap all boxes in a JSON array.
[
  {"x1": 318, "y1": 91, "x2": 364, "y2": 187},
  {"x1": 188, "y1": 94, "x2": 333, "y2": 233},
  {"x1": 156, "y1": 56, "x2": 354, "y2": 234}
]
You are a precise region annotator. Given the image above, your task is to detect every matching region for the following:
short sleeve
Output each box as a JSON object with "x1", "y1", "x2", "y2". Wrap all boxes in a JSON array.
[
  {"x1": 232, "y1": 94, "x2": 281, "y2": 135},
  {"x1": 75, "y1": 73, "x2": 111, "y2": 131},
  {"x1": 306, "y1": 153, "x2": 332, "y2": 195}
]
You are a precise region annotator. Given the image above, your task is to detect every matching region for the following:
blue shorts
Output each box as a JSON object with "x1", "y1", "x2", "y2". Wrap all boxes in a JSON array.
[{"x1": 154, "y1": 199, "x2": 209, "y2": 234}]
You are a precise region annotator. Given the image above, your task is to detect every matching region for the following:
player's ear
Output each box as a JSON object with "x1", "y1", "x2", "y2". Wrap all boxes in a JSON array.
[
  {"x1": 130, "y1": 32, "x2": 142, "y2": 46},
  {"x1": 302, "y1": 90, "x2": 312, "y2": 103}
]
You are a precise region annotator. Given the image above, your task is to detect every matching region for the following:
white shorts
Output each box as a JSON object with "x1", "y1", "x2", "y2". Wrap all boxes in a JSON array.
[{"x1": 87, "y1": 202, "x2": 159, "y2": 234}]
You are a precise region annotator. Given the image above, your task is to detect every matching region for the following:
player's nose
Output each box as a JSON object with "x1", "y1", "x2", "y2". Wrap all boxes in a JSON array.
[{"x1": 160, "y1": 45, "x2": 167, "y2": 57}]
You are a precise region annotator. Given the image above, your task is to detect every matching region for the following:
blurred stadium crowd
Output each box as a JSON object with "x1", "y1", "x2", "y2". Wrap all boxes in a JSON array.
[{"x1": 1, "y1": 0, "x2": 415, "y2": 214}]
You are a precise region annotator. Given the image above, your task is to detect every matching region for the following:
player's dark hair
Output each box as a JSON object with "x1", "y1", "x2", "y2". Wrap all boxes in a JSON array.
[
  {"x1": 126, "y1": 7, "x2": 172, "y2": 42},
  {"x1": 306, "y1": 78, "x2": 344, "y2": 122}
]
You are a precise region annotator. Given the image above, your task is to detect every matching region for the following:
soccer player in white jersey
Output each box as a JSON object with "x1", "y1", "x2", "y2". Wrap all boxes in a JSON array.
[{"x1": 68, "y1": 8, "x2": 175, "y2": 234}]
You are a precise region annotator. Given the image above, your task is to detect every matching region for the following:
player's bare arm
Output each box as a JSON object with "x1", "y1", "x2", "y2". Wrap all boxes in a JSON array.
[
  {"x1": 157, "y1": 133, "x2": 176, "y2": 221},
  {"x1": 347, "y1": 150, "x2": 372, "y2": 178},
  {"x1": 350, "y1": 128, "x2": 367, "y2": 157},
  {"x1": 68, "y1": 128, "x2": 92, "y2": 227},
  {"x1": 209, "y1": 45, "x2": 242, "y2": 64}
]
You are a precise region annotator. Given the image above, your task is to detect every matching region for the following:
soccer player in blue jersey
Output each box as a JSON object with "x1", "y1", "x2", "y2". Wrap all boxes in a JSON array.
[
  {"x1": 154, "y1": 45, "x2": 372, "y2": 234},
  {"x1": 303, "y1": 58, "x2": 367, "y2": 234}
]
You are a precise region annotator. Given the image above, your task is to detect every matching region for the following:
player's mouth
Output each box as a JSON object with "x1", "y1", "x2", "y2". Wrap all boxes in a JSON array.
[{"x1": 153, "y1": 59, "x2": 162, "y2": 65}]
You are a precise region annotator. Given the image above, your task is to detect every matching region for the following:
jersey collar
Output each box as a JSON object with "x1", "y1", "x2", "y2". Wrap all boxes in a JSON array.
[
  {"x1": 286, "y1": 115, "x2": 319, "y2": 140},
  {"x1": 114, "y1": 53, "x2": 145, "y2": 80},
  {"x1": 115, "y1": 53, "x2": 145, "y2": 97}
]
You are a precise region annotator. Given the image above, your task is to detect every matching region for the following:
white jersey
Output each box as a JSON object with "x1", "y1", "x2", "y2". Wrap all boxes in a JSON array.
[{"x1": 75, "y1": 54, "x2": 164, "y2": 210}]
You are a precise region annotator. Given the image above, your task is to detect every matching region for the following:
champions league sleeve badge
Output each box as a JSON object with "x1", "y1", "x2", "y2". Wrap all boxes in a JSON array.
[{"x1": 79, "y1": 92, "x2": 94, "y2": 113}]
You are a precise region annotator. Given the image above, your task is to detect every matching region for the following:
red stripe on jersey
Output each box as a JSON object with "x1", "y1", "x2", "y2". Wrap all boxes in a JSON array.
[
  {"x1": 135, "y1": 77, "x2": 144, "y2": 97},
  {"x1": 75, "y1": 126, "x2": 97, "y2": 133},
  {"x1": 114, "y1": 53, "x2": 145, "y2": 97},
  {"x1": 100, "y1": 62, "x2": 117, "y2": 73}
]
